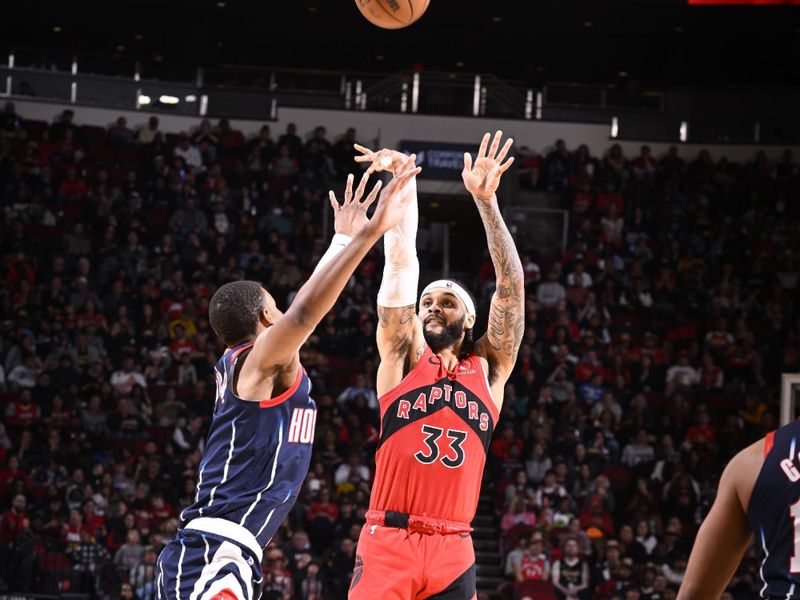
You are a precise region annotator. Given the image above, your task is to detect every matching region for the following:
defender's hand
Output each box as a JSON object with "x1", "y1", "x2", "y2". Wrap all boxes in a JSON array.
[
  {"x1": 462, "y1": 130, "x2": 515, "y2": 202},
  {"x1": 354, "y1": 144, "x2": 410, "y2": 176},
  {"x1": 329, "y1": 172, "x2": 383, "y2": 238}
]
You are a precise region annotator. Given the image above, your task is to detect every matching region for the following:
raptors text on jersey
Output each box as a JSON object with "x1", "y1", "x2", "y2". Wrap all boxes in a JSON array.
[{"x1": 369, "y1": 347, "x2": 498, "y2": 524}]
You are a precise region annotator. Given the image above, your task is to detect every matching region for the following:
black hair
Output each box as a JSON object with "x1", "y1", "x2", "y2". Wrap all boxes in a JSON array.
[
  {"x1": 208, "y1": 281, "x2": 266, "y2": 347},
  {"x1": 446, "y1": 278, "x2": 477, "y2": 361},
  {"x1": 459, "y1": 326, "x2": 475, "y2": 361}
]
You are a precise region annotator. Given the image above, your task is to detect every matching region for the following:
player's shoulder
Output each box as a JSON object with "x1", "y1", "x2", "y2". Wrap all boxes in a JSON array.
[{"x1": 725, "y1": 436, "x2": 766, "y2": 510}]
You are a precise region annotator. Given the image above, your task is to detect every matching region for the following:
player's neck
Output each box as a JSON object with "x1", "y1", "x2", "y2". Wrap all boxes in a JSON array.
[{"x1": 433, "y1": 346, "x2": 462, "y2": 371}]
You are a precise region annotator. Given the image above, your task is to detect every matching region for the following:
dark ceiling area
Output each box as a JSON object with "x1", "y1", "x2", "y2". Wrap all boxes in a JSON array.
[{"x1": 3, "y1": 0, "x2": 800, "y2": 87}]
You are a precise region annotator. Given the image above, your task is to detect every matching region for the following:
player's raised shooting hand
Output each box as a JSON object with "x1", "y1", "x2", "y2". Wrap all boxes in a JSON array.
[
  {"x1": 366, "y1": 154, "x2": 421, "y2": 235},
  {"x1": 461, "y1": 130, "x2": 515, "y2": 203},
  {"x1": 328, "y1": 172, "x2": 383, "y2": 238},
  {"x1": 354, "y1": 144, "x2": 410, "y2": 175}
]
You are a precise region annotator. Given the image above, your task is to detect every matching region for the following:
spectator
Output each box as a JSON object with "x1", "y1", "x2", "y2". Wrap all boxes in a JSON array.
[
  {"x1": 113, "y1": 529, "x2": 143, "y2": 573},
  {"x1": 137, "y1": 116, "x2": 160, "y2": 144},
  {"x1": 191, "y1": 118, "x2": 220, "y2": 163},
  {"x1": 526, "y1": 443, "x2": 552, "y2": 486},
  {"x1": 129, "y1": 546, "x2": 157, "y2": 598},
  {"x1": 336, "y1": 373, "x2": 378, "y2": 411},
  {"x1": 68, "y1": 529, "x2": 110, "y2": 594},
  {"x1": 621, "y1": 430, "x2": 655, "y2": 469},
  {"x1": 108, "y1": 117, "x2": 135, "y2": 147},
  {"x1": 537, "y1": 267, "x2": 567, "y2": 309},
  {"x1": 501, "y1": 496, "x2": 537, "y2": 533},
  {"x1": 332, "y1": 127, "x2": 358, "y2": 175},
  {"x1": 665, "y1": 350, "x2": 699, "y2": 395},
  {"x1": 1, "y1": 494, "x2": 28, "y2": 550},
  {"x1": 277, "y1": 122, "x2": 302, "y2": 156},
  {"x1": 552, "y1": 536, "x2": 590, "y2": 600},
  {"x1": 515, "y1": 531, "x2": 550, "y2": 582},
  {"x1": 111, "y1": 357, "x2": 147, "y2": 395},
  {"x1": 0, "y1": 101, "x2": 22, "y2": 134},
  {"x1": 174, "y1": 133, "x2": 203, "y2": 169},
  {"x1": 172, "y1": 414, "x2": 206, "y2": 453},
  {"x1": 263, "y1": 546, "x2": 294, "y2": 600},
  {"x1": 333, "y1": 453, "x2": 371, "y2": 489}
]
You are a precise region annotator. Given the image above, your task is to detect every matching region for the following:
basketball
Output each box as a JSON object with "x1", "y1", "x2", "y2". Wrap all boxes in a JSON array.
[{"x1": 355, "y1": 0, "x2": 431, "y2": 29}]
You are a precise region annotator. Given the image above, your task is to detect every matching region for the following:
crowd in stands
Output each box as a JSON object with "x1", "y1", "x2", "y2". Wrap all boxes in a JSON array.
[{"x1": 0, "y1": 99, "x2": 799, "y2": 600}]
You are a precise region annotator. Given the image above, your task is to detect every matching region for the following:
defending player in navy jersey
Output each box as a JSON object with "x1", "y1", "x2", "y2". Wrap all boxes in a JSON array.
[
  {"x1": 679, "y1": 418, "x2": 800, "y2": 599},
  {"x1": 155, "y1": 158, "x2": 421, "y2": 600}
]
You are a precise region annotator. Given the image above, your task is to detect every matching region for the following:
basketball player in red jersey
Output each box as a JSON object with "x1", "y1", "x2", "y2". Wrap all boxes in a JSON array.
[{"x1": 349, "y1": 131, "x2": 523, "y2": 599}]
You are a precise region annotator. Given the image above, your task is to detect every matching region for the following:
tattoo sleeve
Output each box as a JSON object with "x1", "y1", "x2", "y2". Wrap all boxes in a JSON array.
[
  {"x1": 377, "y1": 304, "x2": 417, "y2": 357},
  {"x1": 476, "y1": 198, "x2": 525, "y2": 362}
]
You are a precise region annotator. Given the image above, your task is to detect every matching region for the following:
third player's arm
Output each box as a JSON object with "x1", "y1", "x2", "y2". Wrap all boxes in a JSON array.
[{"x1": 677, "y1": 440, "x2": 761, "y2": 600}]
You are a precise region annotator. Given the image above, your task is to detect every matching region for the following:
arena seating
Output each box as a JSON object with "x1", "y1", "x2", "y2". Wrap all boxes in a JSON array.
[{"x1": 0, "y1": 103, "x2": 798, "y2": 599}]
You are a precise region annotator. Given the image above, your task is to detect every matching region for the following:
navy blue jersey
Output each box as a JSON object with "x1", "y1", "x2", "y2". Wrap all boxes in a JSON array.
[
  {"x1": 747, "y1": 420, "x2": 800, "y2": 599},
  {"x1": 180, "y1": 342, "x2": 317, "y2": 548}
]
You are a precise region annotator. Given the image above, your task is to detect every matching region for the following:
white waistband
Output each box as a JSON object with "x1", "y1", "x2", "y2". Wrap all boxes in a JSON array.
[{"x1": 183, "y1": 517, "x2": 263, "y2": 563}]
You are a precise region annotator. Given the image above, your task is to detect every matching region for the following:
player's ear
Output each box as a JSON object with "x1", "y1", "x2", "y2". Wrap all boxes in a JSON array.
[
  {"x1": 465, "y1": 313, "x2": 476, "y2": 330},
  {"x1": 259, "y1": 309, "x2": 274, "y2": 327}
]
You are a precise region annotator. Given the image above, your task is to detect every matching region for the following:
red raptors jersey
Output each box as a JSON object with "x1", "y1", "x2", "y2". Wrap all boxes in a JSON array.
[{"x1": 369, "y1": 347, "x2": 498, "y2": 524}]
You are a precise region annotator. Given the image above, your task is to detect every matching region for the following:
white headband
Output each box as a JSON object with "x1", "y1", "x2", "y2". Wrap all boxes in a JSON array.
[{"x1": 420, "y1": 280, "x2": 476, "y2": 317}]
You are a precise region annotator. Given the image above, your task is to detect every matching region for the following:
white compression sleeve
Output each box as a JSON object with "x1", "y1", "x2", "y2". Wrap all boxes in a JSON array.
[
  {"x1": 312, "y1": 233, "x2": 352, "y2": 275},
  {"x1": 377, "y1": 176, "x2": 419, "y2": 308}
]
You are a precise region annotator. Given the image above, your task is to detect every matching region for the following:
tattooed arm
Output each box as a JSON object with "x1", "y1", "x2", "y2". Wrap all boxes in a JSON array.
[
  {"x1": 376, "y1": 305, "x2": 425, "y2": 396},
  {"x1": 462, "y1": 131, "x2": 524, "y2": 404},
  {"x1": 363, "y1": 147, "x2": 426, "y2": 397}
]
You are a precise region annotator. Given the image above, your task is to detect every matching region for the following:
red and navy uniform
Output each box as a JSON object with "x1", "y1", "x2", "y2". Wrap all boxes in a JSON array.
[
  {"x1": 351, "y1": 347, "x2": 498, "y2": 600},
  {"x1": 157, "y1": 342, "x2": 317, "y2": 600},
  {"x1": 747, "y1": 420, "x2": 800, "y2": 599}
]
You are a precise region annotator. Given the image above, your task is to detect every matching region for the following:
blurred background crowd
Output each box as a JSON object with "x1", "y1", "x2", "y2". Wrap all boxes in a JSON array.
[{"x1": 0, "y1": 103, "x2": 798, "y2": 599}]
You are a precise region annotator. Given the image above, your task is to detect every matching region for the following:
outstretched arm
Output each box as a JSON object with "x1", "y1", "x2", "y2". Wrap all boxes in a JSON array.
[
  {"x1": 250, "y1": 158, "x2": 422, "y2": 371},
  {"x1": 678, "y1": 439, "x2": 761, "y2": 600},
  {"x1": 356, "y1": 145, "x2": 425, "y2": 397},
  {"x1": 464, "y1": 132, "x2": 525, "y2": 396}
]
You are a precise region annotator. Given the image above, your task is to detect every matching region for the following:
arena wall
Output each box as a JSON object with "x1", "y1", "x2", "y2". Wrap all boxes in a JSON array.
[{"x1": 9, "y1": 97, "x2": 798, "y2": 163}]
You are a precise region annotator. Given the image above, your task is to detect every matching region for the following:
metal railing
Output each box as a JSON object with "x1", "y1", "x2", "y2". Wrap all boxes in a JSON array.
[{"x1": 4, "y1": 45, "x2": 800, "y2": 144}]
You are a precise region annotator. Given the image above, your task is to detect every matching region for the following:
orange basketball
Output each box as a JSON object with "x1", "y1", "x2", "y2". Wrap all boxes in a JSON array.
[{"x1": 355, "y1": 0, "x2": 431, "y2": 29}]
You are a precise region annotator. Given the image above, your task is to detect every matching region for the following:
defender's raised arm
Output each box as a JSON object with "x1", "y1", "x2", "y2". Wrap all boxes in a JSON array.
[{"x1": 251, "y1": 157, "x2": 421, "y2": 371}]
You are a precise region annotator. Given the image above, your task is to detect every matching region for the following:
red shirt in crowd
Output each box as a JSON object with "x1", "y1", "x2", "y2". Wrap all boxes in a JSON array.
[
  {"x1": 59, "y1": 177, "x2": 89, "y2": 200},
  {"x1": 307, "y1": 502, "x2": 339, "y2": 522},
  {"x1": 491, "y1": 436, "x2": 525, "y2": 461},
  {"x1": 0, "y1": 509, "x2": 28, "y2": 545},
  {"x1": 519, "y1": 553, "x2": 549, "y2": 581},
  {"x1": 6, "y1": 400, "x2": 41, "y2": 428},
  {"x1": 595, "y1": 191, "x2": 625, "y2": 215},
  {"x1": 685, "y1": 424, "x2": 717, "y2": 445}
]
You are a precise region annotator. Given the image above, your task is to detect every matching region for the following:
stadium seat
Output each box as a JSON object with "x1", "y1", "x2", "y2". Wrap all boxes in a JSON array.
[{"x1": 514, "y1": 579, "x2": 558, "y2": 600}]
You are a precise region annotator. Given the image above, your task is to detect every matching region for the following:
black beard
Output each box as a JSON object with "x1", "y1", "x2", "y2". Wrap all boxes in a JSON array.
[{"x1": 423, "y1": 315, "x2": 465, "y2": 353}]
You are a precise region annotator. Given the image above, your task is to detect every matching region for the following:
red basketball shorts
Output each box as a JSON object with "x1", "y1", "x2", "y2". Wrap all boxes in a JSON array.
[{"x1": 348, "y1": 511, "x2": 477, "y2": 600}]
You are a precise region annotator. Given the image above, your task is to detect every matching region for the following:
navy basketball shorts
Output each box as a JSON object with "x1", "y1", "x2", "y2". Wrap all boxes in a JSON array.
[{"x1": 156, "y1": 520, "x2": 263, "y2": 600}]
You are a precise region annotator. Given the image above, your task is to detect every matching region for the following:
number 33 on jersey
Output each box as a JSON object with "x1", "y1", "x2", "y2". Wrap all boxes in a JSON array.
[{"x1": 368, "y1": 348, "x2": 499, "y2": 525}]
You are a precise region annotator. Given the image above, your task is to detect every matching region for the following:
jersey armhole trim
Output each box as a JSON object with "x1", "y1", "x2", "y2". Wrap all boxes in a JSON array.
[
  {"x1": 228, "y1": 342, "x2": 255, "y2": 364},
  {"x1": 473, "y1": 355, "x2": 500, "y2": 423},
  {"x1": 764, "y1": 430, "x2": 776, "y2": 458},
  {"x1": 259, "y1": 367, "x2": 303, "y2": 408}
]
